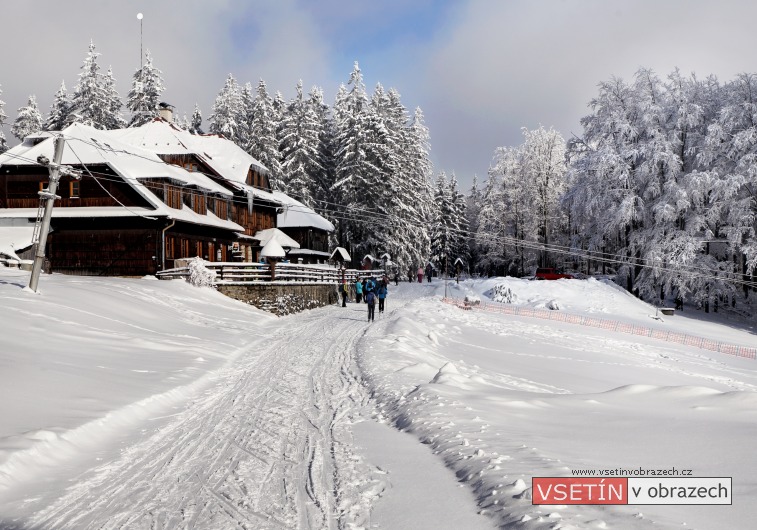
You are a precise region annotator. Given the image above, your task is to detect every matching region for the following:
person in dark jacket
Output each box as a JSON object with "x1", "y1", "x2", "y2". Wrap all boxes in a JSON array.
[
  {"x1": 425, "y1": 263, "x2": 433, "y2": 282},
  {"x1": 365, "y1": 290, "x2": 376, "y2": 321}
]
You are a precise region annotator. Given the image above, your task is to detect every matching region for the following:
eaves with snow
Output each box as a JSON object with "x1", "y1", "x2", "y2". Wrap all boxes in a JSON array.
[
  {"x1": 272, "y1": 191, "x2": 334, "y2": 232},
  {"x1": 111, "y1": 119, "x2": 281, "y2": 206},
  {"x1": 0, "y1": 124, "x2": 244, "y2": 233}
]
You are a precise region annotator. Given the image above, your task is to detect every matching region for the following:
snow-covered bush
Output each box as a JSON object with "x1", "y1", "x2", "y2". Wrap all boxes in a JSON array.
[
  {"x1": 489, "y1": 284, "x2": 517, "y2": 304},
  {"x1": 187, "y1": 257, "x2": 216, "y2": 287}
]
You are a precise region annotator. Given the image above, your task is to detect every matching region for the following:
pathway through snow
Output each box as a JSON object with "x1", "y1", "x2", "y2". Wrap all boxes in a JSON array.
[
  {"x1": 2, "y1": 272, "x2": 755, "y2": 529},
  {"x1": 27, "y1": 303, "x2": 379, "y2": 529}
]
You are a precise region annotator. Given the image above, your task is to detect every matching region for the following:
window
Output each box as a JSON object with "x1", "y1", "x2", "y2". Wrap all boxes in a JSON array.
[
  {"x1": 180, "y1": 238, "x2": 190, "y2": 258},
  {"x1": 165, "y1": 236, "x2": 176, "y2": 260},
  {"x1": 165, "y1": 185, "x2": 183, "y2": 209},
  {"x1": 70, "y1": 181, "x2": 80, "y2": 198}
]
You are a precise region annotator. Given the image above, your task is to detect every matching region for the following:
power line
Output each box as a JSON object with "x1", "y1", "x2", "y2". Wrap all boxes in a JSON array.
[{"x1": 67, "y1": 142, "x2": 158, "y2": 220}]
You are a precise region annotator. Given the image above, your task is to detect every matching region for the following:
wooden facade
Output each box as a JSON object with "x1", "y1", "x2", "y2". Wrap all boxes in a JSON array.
[
  {"x1": 0, "y1": 163, "x2": 275, "y2": 276},
  {"x1": 0, "y1": 124, "x2": 287, "y2": 277},
  {"x1": 0, "y1": 164, "x2": 145, "y2": 209},
  {"x1": 279, "y1": 226, "x2": 331, "y2": 264},
  {"x1": 155, "y1": 153, "x2": 278, "y2": 237}
]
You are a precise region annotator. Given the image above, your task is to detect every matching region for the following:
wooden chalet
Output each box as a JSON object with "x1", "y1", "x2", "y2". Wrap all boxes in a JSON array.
[
  {"x1": 272, "y1": 191, "x2": 334, "y2": 264},
  {"x1": 113, "y1": 118, "x2": 283, "y2": 267},
  {"x1": 0, "y1": 120, "x2": 282, "y2": 276}
]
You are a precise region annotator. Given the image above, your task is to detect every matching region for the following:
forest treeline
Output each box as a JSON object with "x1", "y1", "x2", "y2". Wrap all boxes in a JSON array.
[{"x1": 1, "y1": 43, "x2": 755, "y2": 308}]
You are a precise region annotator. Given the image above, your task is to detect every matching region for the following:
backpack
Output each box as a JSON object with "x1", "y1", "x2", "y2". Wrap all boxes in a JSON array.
[{"x1": 365, "y1": 291, "x2": 376, "y2": 305}]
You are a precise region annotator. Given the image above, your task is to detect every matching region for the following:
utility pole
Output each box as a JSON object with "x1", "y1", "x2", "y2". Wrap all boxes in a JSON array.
[{"x1": 29, "y1": 136, "x2": 80, "y2": 292}]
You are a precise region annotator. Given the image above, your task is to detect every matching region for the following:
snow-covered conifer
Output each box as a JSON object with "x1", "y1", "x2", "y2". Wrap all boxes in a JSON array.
[
  {"x1": 247, "y1": 80, "x2": 282, "y2": 189},
  {"x1": 209, "y1": 74, "x2": 243, "y2": 143},
  {"x1": 45, "y1": 81, "x2": 72, "y2": 131},
  {"x1": 332, "y1": 63, "x2": 393, "y2": 257},
  {"x1": 279, "y1": 81, "x2": 323, "y2": 206},
  {"x1": 190, "y1": 104, "x2": 203, "y2": 134},
  {"x1": 127, "y1": 50, "x2": 165, "y2": 127},
  {"x1": 11, "y1": 95, "x2": 43, "y2": 140},
  {"x1": 430, "y1": 172, "x2": 455, "y2": 272},
  {"x1": 70, "y1": 41, "x2": 107, "y2": 129},
  {"x1": 238, "y1": 82, "x2": 255, "y2": 151},
  {"x1": 101, "y1": 66, "x2": 126, "y2": 130}
]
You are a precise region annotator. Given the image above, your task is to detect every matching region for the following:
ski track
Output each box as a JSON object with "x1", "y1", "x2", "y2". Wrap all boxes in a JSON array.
[{"x1": 28, "y1": 306, "x2": 375, "y2": 530}]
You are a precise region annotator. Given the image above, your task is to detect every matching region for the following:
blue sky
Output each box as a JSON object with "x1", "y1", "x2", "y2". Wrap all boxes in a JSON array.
[{"x1": 1, "y1": 1, "x2": 757, "y2": 190}]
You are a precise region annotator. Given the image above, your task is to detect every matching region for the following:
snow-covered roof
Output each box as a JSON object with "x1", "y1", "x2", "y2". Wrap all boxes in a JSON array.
[
  {"x1": 0, "y1": 225, "x2": 35, "y2": 259},
  {"x1": 111, "y1": 119, "x2": 270, "y2": 185},
  {"x1": 253, "y1": 228, "x2": 300, "y2": 249},
  {"x1": 243, "y1": 184, "x2": 283, "y2": 206},
  {"x1": 0, "y1": 206, "x2": 244, "y2": 232},
  {"x1": 0, "y1": 124, "x2": 233, "y2": 198},
  {"x1": 272, "y1": 191, "x2": 334, "y2": 232},
  {"x1": 287, "y1": 248, "x2": 331, "y2": 258},
  {"x1": 0, "y1": 124, "x2": 247, "y2": 232},
  {"x1": 260, "y1": 238, "x2": 285, "y2": 259},
  {"x1": 331, "y1": 247, "x2": 351, "y2": 262}
]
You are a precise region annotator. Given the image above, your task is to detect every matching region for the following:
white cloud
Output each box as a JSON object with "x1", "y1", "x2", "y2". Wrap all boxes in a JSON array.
[
  {"x1": 403, "y1": 0, "x2": 757, "y2": 186},
  {"x1": 2, "y1": 0, "x2": 757, "y2": 191},
  {"x1": 0, "y1": 1, "x2": 333, "y2": 129}
]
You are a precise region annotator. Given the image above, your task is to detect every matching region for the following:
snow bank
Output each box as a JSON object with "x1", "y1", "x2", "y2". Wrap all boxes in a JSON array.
[
  {"x1": 0, "y1": 269, "x2": 272, "y2": 498},
  {"x1": 360, "y1": 279, "x2": 757, "y2": 529}
]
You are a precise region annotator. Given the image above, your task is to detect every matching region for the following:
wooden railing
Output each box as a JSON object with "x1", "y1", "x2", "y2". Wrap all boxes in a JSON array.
[{"x1": 156, "y1": 260, "x2": 385, "y2": 285}]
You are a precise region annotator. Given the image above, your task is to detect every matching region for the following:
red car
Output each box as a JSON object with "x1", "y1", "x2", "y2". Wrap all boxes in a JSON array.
[{"x1": 535, "y1": 268, "x2": 574, "y2": 280}]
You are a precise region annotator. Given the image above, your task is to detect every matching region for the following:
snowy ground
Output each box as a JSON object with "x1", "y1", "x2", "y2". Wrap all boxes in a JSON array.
[{"x1": 0, "y1": 269, "x2": 755, "y2": 529}]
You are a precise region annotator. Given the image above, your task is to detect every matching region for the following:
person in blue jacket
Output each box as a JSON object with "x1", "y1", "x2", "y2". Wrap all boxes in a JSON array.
[
  {"x1": 364, "y1": 277, "x2": 375, "y2": 302},
  {"x1": 355, "y1": 278, "x2": 363, "y2": 304},
  {"x1": 377, "y1": 281, "x2": 388, "y2": 313}
]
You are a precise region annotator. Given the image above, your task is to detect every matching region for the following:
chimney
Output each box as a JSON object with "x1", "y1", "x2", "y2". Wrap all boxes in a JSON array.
[{"x1": 158, "y1": 102, "x2": 174, "y2": 123}]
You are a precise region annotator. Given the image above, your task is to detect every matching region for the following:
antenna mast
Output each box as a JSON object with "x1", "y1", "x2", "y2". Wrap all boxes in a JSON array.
[{"x1": 137, "y1": 13, "x2": 144, "y2": 66}]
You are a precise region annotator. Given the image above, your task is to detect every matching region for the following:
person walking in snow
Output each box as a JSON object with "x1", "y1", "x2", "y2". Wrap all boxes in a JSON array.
[
  {"x1": 425, "y1": 263, "x2": 433, "y2": 283},
  {"x1": 365, "y1": 277, "x2": 375, "y2": 298},
  {"x1": 407, "y1": 267, "x2": 414, "y2": 283},
  {"x1": 340, "y1": 281, "x2": 349, "y2": 307},
  {"x1": 365, "y1": 289, "x2": 376, "y2": 321},
  {"x1": 355, "y1": 278, "x2": 363, "y2": 304},
  {"x1": 417, "y1": 266, "x2": 424, "y2": 283},
  {"x1": 377, "y1": 281, "x2": 388, "y2": 314}
]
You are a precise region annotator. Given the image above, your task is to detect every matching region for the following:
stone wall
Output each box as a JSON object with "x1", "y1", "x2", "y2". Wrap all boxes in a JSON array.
[{"x1": 216, "y1": 283, "x2": 339, "y2": 315}]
